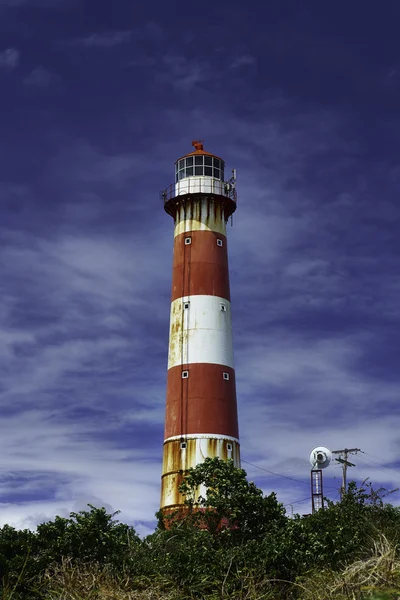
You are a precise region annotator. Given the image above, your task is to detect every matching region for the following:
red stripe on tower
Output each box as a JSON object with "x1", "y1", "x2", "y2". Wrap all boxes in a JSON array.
[{"x1": 160, "y1": 141, "x2": 240, "y2": 513}]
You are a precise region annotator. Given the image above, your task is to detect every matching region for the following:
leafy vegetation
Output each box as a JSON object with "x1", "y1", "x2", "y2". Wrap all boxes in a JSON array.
[{"x1": 1, "y1": 459, "x2": 400, "y2": 599}]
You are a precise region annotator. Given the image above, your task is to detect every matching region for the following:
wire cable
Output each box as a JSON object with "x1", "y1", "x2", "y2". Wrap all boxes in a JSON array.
[
  {"x1": 283, "y1": 488, "x2": 339, "y2": 509},
  {"x1": 242, "y1": 458, "x2": 311, "y2": 485},
  {"x1": 356, "y1": 456, "x2": 400, "y2": 489},
  {"x1": 359, "y1": 451, "x2": 400, "y2": 477},
  {"x1": 241, "y1": 458, "x2": 337, "y2": 489}
]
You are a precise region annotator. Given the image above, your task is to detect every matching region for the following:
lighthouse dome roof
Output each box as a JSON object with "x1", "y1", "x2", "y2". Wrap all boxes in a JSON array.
[{"x1": 175, "y1": 140, "x2": 223, "y2": 163}]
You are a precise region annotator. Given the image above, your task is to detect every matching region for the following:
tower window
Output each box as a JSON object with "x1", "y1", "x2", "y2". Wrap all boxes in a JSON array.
[
  {"x1": 182, "y1": 371, "x2": 189, "y2": 379},
  {"x1": 220, "y1": 303, "x2": 226, "y2": 312},
  {"x1": 223, "y1": 372, "x2": 230, "y2": 380},
  {"x1": 180, "y1": 442, "x2": 187, "y2": 449},
  {"x1": 217, "y1": 239, "x2": 223, "y2": 247},
  {"x1": 184, "y1": 301, "x2": 190, "y2": 309},
  {"x1": 227, "y1": 443, "x2": 232, "y2": 451},
  {"x1": 184, "y1": 237, "x2": 191, "y2": 245}
]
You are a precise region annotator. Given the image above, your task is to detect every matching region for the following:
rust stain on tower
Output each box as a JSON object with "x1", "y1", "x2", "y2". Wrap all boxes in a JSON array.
[{"x1": 160, "y1": 141, "x2": 240, "y2": 513}]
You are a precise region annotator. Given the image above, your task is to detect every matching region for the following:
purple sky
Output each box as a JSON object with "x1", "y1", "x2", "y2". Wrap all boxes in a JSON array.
[{"x1": 1, "y1": 0, "x2": 400, "y2": 535}]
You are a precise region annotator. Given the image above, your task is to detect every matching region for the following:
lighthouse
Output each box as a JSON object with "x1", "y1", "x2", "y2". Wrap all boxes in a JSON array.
[{"x1": 160, "y1": 141, "x2": 240, "y2": 514}]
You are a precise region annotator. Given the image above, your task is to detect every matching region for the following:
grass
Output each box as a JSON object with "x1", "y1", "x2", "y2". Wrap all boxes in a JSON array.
[
  {"x1": 2, "y1": 535, "x2": 400, "y2": 600},
  {"x1": 297, "y1": 534, "x2": 400, "y2": 600}
]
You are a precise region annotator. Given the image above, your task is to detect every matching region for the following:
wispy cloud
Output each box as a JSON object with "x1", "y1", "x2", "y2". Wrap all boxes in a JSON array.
[
  {"x1": 230, "y1": 54, "x2": 256, "y2": 69},
  {"x1": 23, "y1": 66, "x2": 54, "y2": 87},
  {"x1": 0, "y1": 47, "x2": 19, "y2": 70},
  {"x1": 0, "y1": 218, "x2": 169, "y2": 531},
  {"x1": 1, "y1": 5, "x2": 400, "y2": 531},
  {"x1": 76, "y1": 31, "x2": 132, "y2": 48},
  {"x1": 162, "y1": 55, "x2": 210, "y2": 91}
]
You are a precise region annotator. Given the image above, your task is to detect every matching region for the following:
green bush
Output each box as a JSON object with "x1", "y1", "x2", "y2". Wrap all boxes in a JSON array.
[{"x1": 1, "y1": 463, "x2": 400, "y2": 599}]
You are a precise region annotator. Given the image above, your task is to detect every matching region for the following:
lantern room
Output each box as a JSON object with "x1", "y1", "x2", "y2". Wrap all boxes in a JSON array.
[
  {"x1": 174, "y1": 141, "x2": 226, "y2": 198},
  {"x1": 161, "y1": 140, "x2": 237, "y2": 220},
  {"x1": 175, "y1": 141, "x2": 225, "y2": 182}
]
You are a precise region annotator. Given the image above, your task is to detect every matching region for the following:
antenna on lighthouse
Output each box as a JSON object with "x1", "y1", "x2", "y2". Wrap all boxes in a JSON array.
[{"x1": 310, "y1": 446, "x2": 331, "y2": 513}]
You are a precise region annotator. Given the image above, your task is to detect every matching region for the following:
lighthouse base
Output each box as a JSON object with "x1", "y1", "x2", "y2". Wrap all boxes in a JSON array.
[{"x1": 160, "y1": 434, "x2": 240, "y2": 511}]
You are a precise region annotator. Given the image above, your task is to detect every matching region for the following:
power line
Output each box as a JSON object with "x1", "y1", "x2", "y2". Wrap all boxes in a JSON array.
[
  {"x1": 359, "y1": 451, "x2": 400, "y2": 477},
  {"x1": 356, "y1": 457, "x2": 400, "y2": 488},
  {"x1": 241, "y1": 458, "x2": 336, "y2": 489},
  {"x1": 283, "y1": 496, "x2": 310, "y2": 507},
  {"x1": 241, "y1": 458, "x2": 313, "y2": 485},
  {"x1": 284, "y1": 489, "x2": 339, "y2": 509}
]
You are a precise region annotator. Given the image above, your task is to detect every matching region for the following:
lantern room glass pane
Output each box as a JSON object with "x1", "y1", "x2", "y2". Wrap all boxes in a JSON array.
[
  {"x1": 195, "y1": 156, "x2": 203, "y2": 165},
  {"x1": 205, "y1": 156, "x2": 213, "y2": 166},
  {"x1": 178, "y1": 170, "x2": 185, "y2": 180},
  {"x1": 179, "y1": 159, "x2": 185, "y2": 170},
  {"x1": 204, "y1": 166, "x2": 212, "y2": 176},
  {"x1": 195, "y1": 166, "x2": 203, "y2": 175},
  {"x1": 213, "y1": 158, "x2": 221, "y2": 170},
  {"x1": 186, "y1": 157, "x2": 193, "y2": 166},
  {"x1": 185, "y1": 167, "x2": 193, "y2": 176},
  {"x1": 213, "y1": 168, "x2": 221, "y2": 179}
]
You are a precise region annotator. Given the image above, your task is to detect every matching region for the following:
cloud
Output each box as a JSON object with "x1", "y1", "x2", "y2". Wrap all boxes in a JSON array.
[
  {"x1": 1, "y1": 31, "x2": 400, "y2": 534},
  {"x1": 0, "y1": 47, "x2": 19, "y2": 70},
  {"x1": 76, "y1": 31, "x2": 132, "y2": 48},
  {"x1": 162, "y1": 55, "x2": 210, "y2": 91},
  {"x1": 0, "y1": 219, "x2": 170, "y2": 532},
  {"x1": 23, "y1": 66, "x2": 54, "y2": 87},
  {"x1": 230, "y1": 54, "x2": 256, "y2": 69}
]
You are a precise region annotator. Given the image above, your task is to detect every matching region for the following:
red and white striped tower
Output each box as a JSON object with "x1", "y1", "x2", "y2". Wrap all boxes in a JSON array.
[{"x1": 160, "y1": 141, "x2": 240, "y2": 514}]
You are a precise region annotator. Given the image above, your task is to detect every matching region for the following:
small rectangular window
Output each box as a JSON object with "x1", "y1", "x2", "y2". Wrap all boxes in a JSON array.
[
  {"x1": 195, "y1": 156, "x2": 203, "y2": 166},
  {"x1": 227, "y1": 443, "x2": 232, "y2": 451},
  {"x1": 205, "y1": 156, "x2": 213, "y2": 166},
  {"x1": 223, "y1": 372, "x2": 230, "y2": 380},
  {"x1": 195, "y1": 166, "x2": 203, "y2": 176},
  {"x1": 180, "y1": 442, "x2": 187, "y2": 449},
  {"x1": 184, "y1": 237, "x2": 191, "y2": 245},
  {"x1": 182, "y1": 371, "x2": 189, "y2": 378},
  {"x1": 213, "y1": 168, "x2": 221, "y2": 180},
  {"x1": 204, "y1": 166, "x2": 213, "y2": 176},
  {"x1": 184, "y1": 302, "x2": 190, "y2": 309},
  {"x1": 217, "y1": 239, "x2": 223, "y2": 247},
  {"x1": 185, "y1": 167, "x2": 193, "y2": 177},
  {"x1": 186, "y1": 157, "x2": 193, "y2": 166},
  {"x1": 220, "y1": 303, "x2": 226, "y2": 312},
  {"x1": 213, "y1": 158, "x2": 221, "y2": 170}
]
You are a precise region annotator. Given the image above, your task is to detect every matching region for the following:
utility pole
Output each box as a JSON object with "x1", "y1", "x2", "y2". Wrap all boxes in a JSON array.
[{"x1": 332, "y1": 448, "x2": 360, "y2": 500}]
